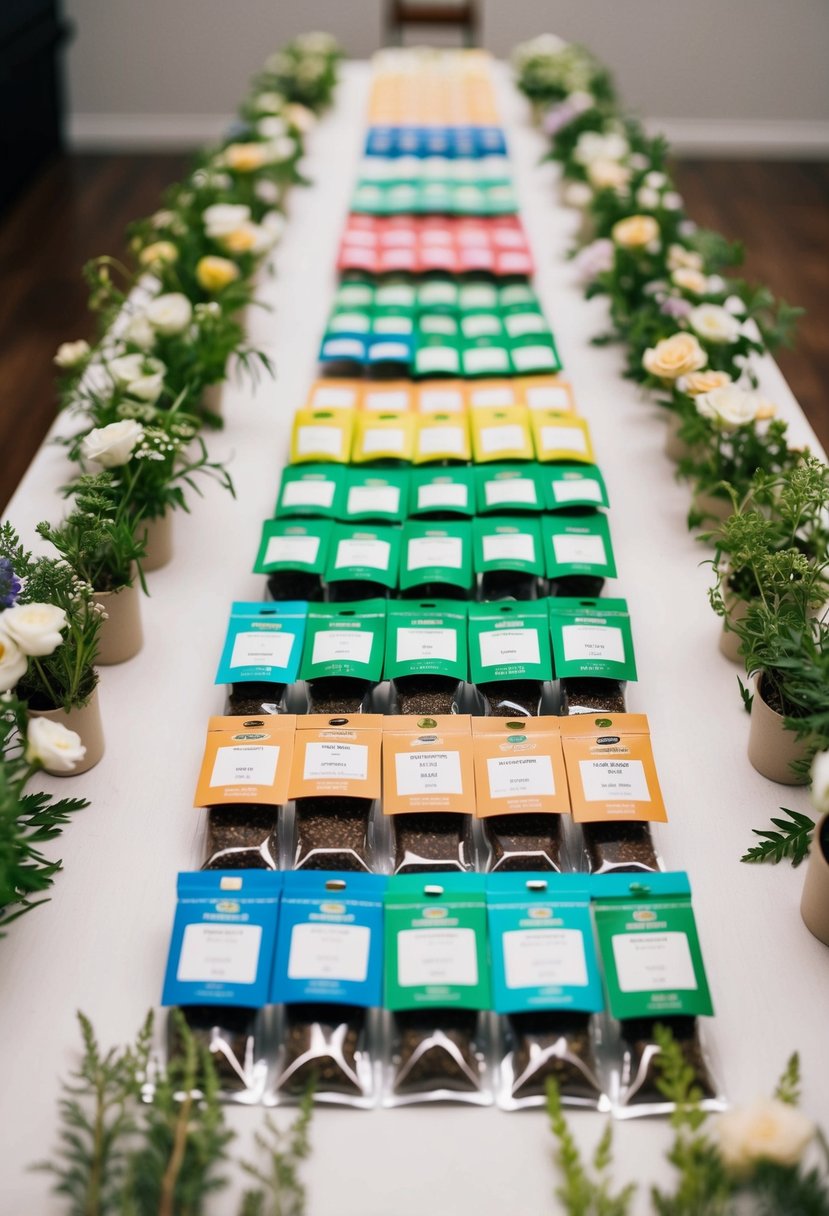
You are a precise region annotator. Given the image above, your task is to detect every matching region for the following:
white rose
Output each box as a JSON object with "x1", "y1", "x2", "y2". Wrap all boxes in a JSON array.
[
  {"x1": 672, "y1": 267, "x2": 708, "y2": 295},
  {"x1": 255, "y1": 90, "x2": 286, "y2": 114},
  {"x1": 264, "y1": 135, "x2": 297, "y2": 163},
  {"x1": 629, "y1": 152, "x2": 649, "y2": 171},
  {"x1": 26, "y1": 717, "x2": 87, "y2": 773},
  {"x1": 810, "y1": 751, "x2": 829, "y2": 814},
  {"x1": 724, "y1": 294, "x2": 746, "y2": 316},
  {"x1": 257, "y1": 115, "x2": 288, "y2": 141},
  {"x1": 717, "y1": 1098, "x2": 814, "y2": 1172},
  {"x1": 81, "y1": 418, "x2": 144, "y2": 468},
  {"x1": 151, "y1": 208, "x2": 175, "y2": 229},
  {"x1": 668, "y1": 244, "x2": 703, "y2": 273},
  {"x1": 127, "y1": 369, "x2": 164, "y2": 402},
  {"x1": 54, "y1": 340, "x2": 91, "y2": 369},
  {"x1": 690, "y1": 304, "x2": 742, "y2": 345},
  {"x1": 203, "y1": 203, "x2": 251, "y2": 238},
  {"x1": 261, "y1": 211, "x2": 286, "y2": 243},
  {"x1": 108, "y1": 352, "x2": 146, "y2": 387},
  {"x1": 254, "y1": 179, "x2": 280, "y2": 205},
  {"x1": 644, "y1": 170, "x2": 666, "y2": 189},
  {"x1": 146, "y1": 293, "x2": 193, "y2": 336},
  {"x1": 530, "y1": 33, "x2": 568, "y2": 56},
  {"x1": 663, "y1": 191, "x2": 684, "y2": 210},
  {"x1": 123, "y1": 313, "x2": 155, "y2": 350},
  {"x1": 573, "y1": 130, "x2": 629, "y2": 166},
  {"x1": 2, "y1": 603, "x2": 67, "y2": 657},
  {"x1": 286, "y1": 103, "x2": 315, "y2": 134},
  {"x1": 706, "y1": 274, "x2": 727, "y2": 294},
  {"x1": 636, "y1": 186, "x2": 661, "y2": 210},
  {"x1": 587, "y1": 158, "x2": 631, "y2": 191},
  {"x1": 695, "y1": 384, "x2": 760, "y2": 430},
  {"x1": 0, "y1": 628, "x2": 28, "y2": 690},
  {"x1": 562, "y1": 181, "x2": 593, "y2": 208}
]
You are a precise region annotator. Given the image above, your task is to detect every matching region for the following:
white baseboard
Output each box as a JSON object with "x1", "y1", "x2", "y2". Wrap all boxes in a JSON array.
[{"x1": 68, "y1": 112, "x2": 829, "y2": 157}]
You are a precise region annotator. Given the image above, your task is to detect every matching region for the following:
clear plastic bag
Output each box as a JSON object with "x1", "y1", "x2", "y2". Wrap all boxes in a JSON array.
[
  {"x1": 483, "y1": 813, "x2": 563, "y2": 872},
  {"x1": 479, "y1": 570, "x2": 540, "y2": 602},
  {"x1": 272, "y1": 1003, "x2": 376, "y2": 1108},
  {"x1": 226, "y1": 682, "x2": 287, "y2": 716},
  {"x1": 392, "y1": 675, "x2": 461, "y2": 716},
  {"x1": 479, "y1": 679, "x2": 542, "y2": 717},
  {"x1": 266, "y1": 570, "x2": 324, "y2": 602},
  {"x1": 614, "y1": 1015, "x2": 725, "y2": 1118},
  {"x1": 293, "y1": 797, "x2": 374, "y2": 872},
  {"x1": 385, "y1": 1009, "x2": 491, "y2": 1106},
  {"x1": 203, "y1": 804, "x2": 280, "y2": 871},
  {"x1": 306, "y1": 677, "x2": 373, "y2": 715},
  {"x1": 582, "y1": 821, "x2": 661, "y2": 874},
  {"x1": 391, "y1": 811, "x2": 476, "y2": 874},
  {"x1": 168, "y1": 1006, "x2": 267, "y2": 1103},
  {"x1": 498, "y1": 1011, "x2": 608, "y2": 1110},
  {"x1": 561, "y1": 677, "x2": 627, "y2": 715}
]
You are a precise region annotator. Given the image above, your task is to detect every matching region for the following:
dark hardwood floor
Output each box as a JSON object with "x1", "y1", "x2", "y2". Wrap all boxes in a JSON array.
[{"x1": 0, "y1": 154, "x2": 826, "y2": 513}]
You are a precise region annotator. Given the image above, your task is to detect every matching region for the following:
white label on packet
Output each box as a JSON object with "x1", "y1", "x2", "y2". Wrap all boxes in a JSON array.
[
  {"x1": 552, "y1": 533, "x2": 607, "y2": 568},
  {"x1": 296, "y1": 425, "x2": 343, "y2": 457},
  {"x1": 407, "y1": 536, "x2": 462, "y2": 570},
  {"x1": 526, "y1": 385, "x2": 570, "y2": 410},
  {"x1": 418, "y1": 388, "x2": 463, "y2": 413},
  {"x1": 541, "y1": 425, "x2": 587, "y2": 454},
  {"x1": 397, "y1": 927, "x2": 478, "y2": 987},
  {"x1": 482, "y1": 533, "x2": 535, "y2": 564},
  {"x1": 485, "y1": 478, "x2": 537, "y2": 506},
  {"x1": 264, "y1": 535, "x2": 320, "y2": 567},
  {"x1": 612, "y1": 932, "x2": 697, "y2": 993},
  {"x1": 487, "y1": 753, "x2": 555, "y2": 799},
  {"x1": 230, "y1": 630, "x2": 294, "y2": 671},
  {"x1": 418, "y1": 426, "x2": 465, "y2": 455},
  {"x1": 417, "y1": 483, "x2": 468, "y2": 510},
  {"x1": 562, "y1": 624, "x2": 625, "y2": 664},
  {"x1": 210, "y1": 745, "x2": 279, "y2": 788},
  {"x1": 287, "y1": 923, "x2": 370, "y2": 983},
  {"x1": 304, "y1": 741, "x2": 368, "y2": 782},
  {"x1": 177, "y1": 923, "x2": 262, "y2": 985},
  {"x1": 281, "y1": 480, "x2": 336, "y2": 508},
  {"x1": 335, "y1": 538, "x2": 391, "y2": 571},
  {"x1": 552, "y1": 478, "x2": 602, "y2": 504},
  {"x1": 503, "y1": 928, "x2": 587, "y2": 990},
  {"x1": 417, "y1": 347, "x2": 459, "y2": 373},
  {"x1": 512, "y1": 345, "x2": 555, "y2": 371},
  {"x1": 579, "y1": 758, "x2": 650, "y2": 802},
  {"x1": 505, "y1": 313, "x2": 545, "y2": 337},
  {"x1": 311, "y1": 386, "x2": 357, "y2": 410},
  {"x1": 463, "y1": 314, "x2": 501, "y2": 338},
  {"x1": 395, "y1": 750, "x2": 463, "y2": 796},
  {"x1": 465, "y1": 348, "x2": 508, "y2": 373},
  {"x1": 347, "y1": 485, "x2": 400, "y2": 516},
  {"x1": 396, "y1": 627, "x2": 458, "y2": 664},
  {"x1": 470, "y1": 387, "x2": 514, "y2": 408},
  {"x1": 479, "y1": 627, "x2": 540, "y2": 668},
  {"x1": 363, "y1": 390, "x2": 409, "y2": 411},
  {"x1": 480, "y1": 425, "x2": 525, "y2": 454},
  {"x1": 311, "y1": 629, "x2": 373, "y2": 666},
  {"x1": 362, "y1": 427, "x2": 405, "y2": 455}
]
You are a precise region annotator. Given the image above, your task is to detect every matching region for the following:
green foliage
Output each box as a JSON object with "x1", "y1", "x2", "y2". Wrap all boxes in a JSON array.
[
  {"x1": 545, "y1": 1079, "x2": 635, "y2": 1216},
  {"x1": 742, "y1": 808, "x2": 815, "y2": 867},
  {"x1": 238, "y1": 1088, "x2": 314, "y2": 1216},
  {"x1": 38, "y1": 472, "x2": 147, "y2": 593},
  {"x1": 775, "y1": 1053, "x2": 802, "y2": 1106}
]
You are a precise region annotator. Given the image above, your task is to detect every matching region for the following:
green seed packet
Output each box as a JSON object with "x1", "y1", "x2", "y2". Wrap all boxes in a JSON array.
[
  {"x1": 384, "y1": 600, "x2": 468, "y2": 681},
  {"x1": 414, "y1": 334, "x2": 462, "y2": 378},
  {"x1": 335, "y1": 280, "x2": 374, "y2": 309},
  {"x1": 417, "y1": 278, "x2": 459, "y2": 311},
  {"x1": 384, "y1": 874, "x2": 490, "y2": 1012},
  {"x1": 459, "y1": 283, "x2": 498, "y2": 313},
  {"x1": 453, "y1": 184, "x2": 488, "y2": 214},
  {"x1": 462, "y1": 339, "x2": 511, "y2": 379},
  {"x1": 502, "y1": 311, "x2": 550, "y2": 340},
  {"x1": 541, "y1": 513, "x2": 617, "y2": 579},
  {"x1": 460, "y1": 312, "x2": 504, "y2": 340},
  {"x1": 326, "y1": 308, "x2": 372, "y2": 334},
  {"x1": 375, "y1": 281, "x2": 417, "y2": 310},
  {"x1": 274, "y1": 464, "x2": 345, "y2": 519},
  {"x1": 474, "y1": 464, "x2": 543, "y2": 514},
  {"x1": 549, "y1": 598, "x2": 637, "y2": 681},
  {"x1": 324, "y1": 523, "x2": 401, "y2": 590},
  {"x1": 468, "y1": 600, "x2": 553, "y2": 683},
  {"x1": 540, "y1": 464, "x2": 610, "y2": 511},
  {"x1": 373, "y1": 308, "x2": 415, "y2": 336},
  {"x1": 473, "y1": 515, "x2": 544, "y2": 576},
  {"x1": 418, "y1": 313, "x2": 460, "y2": 338},
  {"x1": 509, "y1": 335, "x2": 562, "y2": 375},
  {"x1": 342, "y1": 468, "x2": 410, "y2": 523},
  {"x1": 253, "y1": 518, "x2": 332, "y2": 575},
  {"x1": 409, "y1": 467, "x2": 476, "y2": 517},
  {"x1": 400, "y1": 520, "x2": 473, "y2": 592},
  {"x1": 300, "y1": 599, "x2": 387, "y2": 682},
  {"x1": 498, "y1": 283, "x2": 539, "y2": 310},
  {"x1": 591, "y1": 873, "x2": 714, "y2": 1020}
]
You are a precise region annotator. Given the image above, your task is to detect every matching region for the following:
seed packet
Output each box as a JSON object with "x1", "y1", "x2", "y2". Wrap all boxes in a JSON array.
[
  {"x1": 502, "y1": 311, "x2": 550, "y2": 340},
  {"x1": 383, "y1": 873, "x2": 491, "y2": 1106},
  {"x1": 462, "y1": 339, "x2": 511, "y2": 379},
  {"x1": 324, "y1": 523, "x2": 401, "y2": 598},
  {"x1": 413, "y1": 334, "x2": 462, "y2": 378},
  {"x1": 366, "y1": 336, "x2": 414, "y2": 374},
  {"x1": 509, "y1": 336, "x2": 561, "y2": 376},
  {"x1": 269, "y1": 872, "x2": 386, "y2": 1107},
  {"x1": 468, "y1": 601, "x2": 553, "y2": 716},
  {"x1": 399, "y1": 520, "x2": 473, "y2": 596},
  {"x1": 409, "y1": 467, "x2": 475, "y2": 517},
  {"x1": 352, "y1": 411, "x2": 416, "y2": 464},
  {"x1": 549, "y1": 598, "x2": 637, "y2": 682},
  {"x1": 487, "y1": 873, "x2": 608, "y2": 1109},
  {"x1": 288, "y1": 715, "x2": 383, "y2": 872},
  {"x1": 253, "y1": 519, "x2": 331, "y2": 602},
  {"x1": 460, "y1": 312, "x2": 504, "y2": 340},
  {"x1": 300, "y1": 601, "x2": 386, "y2": 685},
  {"x1": 473, "y1": 515, "x2": 544, "y2": 602},
  {"x1": 304, "y1": 379, "x2": 364, "y2": 413},
  {"x1": 216, "y1": 603, "x2": 308, "y2": 689},
  {"x1": 418, "y1": 313, "x2": 461, "y2": 339},
  {"x1": 342, "y1": 468, "x2": 409, "y2": 523},
  {"x1": 385, "y1": 601, "x2": 468, "y2": 716},
  {"x1": 290, "y1": 409, "x2": 355, "y2": 464},
  {"x1": 372, "y1": 306, "x2": 415, "y2": 337},
  {"x1": 560, "y1": 714, "x2": 667, "y2": 827},
  {"x1": 375, "y1": 280, "x2": 417, "y2": 310},
  {"x1": 498, "y1": 283, "x2": 539, "y2": 310},
  {"x1": 467, "y1": 380, "x2": 519, "y2": 410},
  {"x1": 531, "y1": 412, "x2": 594, "y2": 464},
  {"x1": 540, "y1": 464, "x2": 609, "y2": 511},
  {"x1": 412, "y1": 413, "x2": 471, "y2": 464},
  {"x1": 194, "y1": 715, "x2": 296, "y2": 811},
  {"x1": 459, "y1": 282, "x2": 498, "y2": 312},
  {"x1": 274, "y1": 464, "x2": 346, "y2": 519},
  {"x1": 326, "y1": 308, "x2": 372, "y2": 335},
  {"x1": 334, "y1": 280, "x2": 375, "y2": 310},
  {"x1": 415, "y1": 381, "x2": 466, "y2": 414},
  {"x1": 474, "y1": 464, "x2": 543, "y2": 514},
  {"x1": 361, "y1": 383, "x2": 415, "y2": 413},
  {"x1": 168, "y1": 1005, "x2": 267, "y2": 1102},
  {"x1": 517, "y1": 376, "x2": 577, "y2": 414},
  {"x1": 417, "y1": 278, "x2": 459, "y2": 311},
  {"x1": 470, "y1": 407, "x2": 534, "y2": 463},
  {"x1": 203, "y1": 804, "x2": 280, "y2": 871},
  {"x1": 541, "y1": 512, "x2": 617, "y2": 596}
]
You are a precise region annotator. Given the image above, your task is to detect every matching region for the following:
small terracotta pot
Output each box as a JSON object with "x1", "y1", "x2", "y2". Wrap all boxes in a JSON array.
[
  {"x1": 747, "y1": 675, "x2": 810, "y2": 785},
  {"x1": 141, "y1": 512, "x2": 174, "y2": 572},
  {"x1": 201, "y1": 381, "x2": 224, "y2": 419},
  {"x1": 718, "y1": 593, "x2": 749, "y2": 663},
  {"x1": 92, "y1": 575, "x2": 143, "y2": 664},
  {"x1": 801, "y1": 813, "x2": 829, "y2": 946},
  {"x1": 28, "y1": 685, "x2": 105, "y2": 776}
]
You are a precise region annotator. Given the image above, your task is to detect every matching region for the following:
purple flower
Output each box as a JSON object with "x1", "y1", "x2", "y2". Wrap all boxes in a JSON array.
[
  {"x1": 0, "y1": 558, "x2": 21, "y2": 609},
  {"x1": 573, "y1": 238, "x2": 614, "y2": 283},
  {"x1": 543, "y1": 100, "x2": 580, "y2": 136},
  {"x1": 660, "y1": 295, "x2": 693, "y2": 319}
]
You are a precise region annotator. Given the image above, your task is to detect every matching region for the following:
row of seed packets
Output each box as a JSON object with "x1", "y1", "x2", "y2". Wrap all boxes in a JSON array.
[
  {"x1": 367, "y1": 49, "x2": 502, "y2": 129},
  {"x1": 160, "y1": 868, "x2": 720, "y2": 1114},
  {"x1": 305, "y1": 370, "x2": 575, "y2": 412}
]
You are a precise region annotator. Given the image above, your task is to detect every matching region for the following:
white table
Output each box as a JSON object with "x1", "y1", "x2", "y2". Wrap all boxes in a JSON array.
[{"x1": 1, "y1": 63, "x2": 826, "y2": 1215}]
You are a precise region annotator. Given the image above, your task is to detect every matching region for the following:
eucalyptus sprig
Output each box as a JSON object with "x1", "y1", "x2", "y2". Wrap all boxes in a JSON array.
[
  {"x1": 545, "y1": 1079, "x2": 635, "y2": 1216},
  {"x1": 238, "y1": 1087, "x2": 314, "y2": 1216}
]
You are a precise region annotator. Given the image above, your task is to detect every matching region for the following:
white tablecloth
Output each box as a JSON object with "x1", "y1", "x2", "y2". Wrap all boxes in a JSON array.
[{"x1": 1, "y1": 63, "x2": 826, "y2": 1215}]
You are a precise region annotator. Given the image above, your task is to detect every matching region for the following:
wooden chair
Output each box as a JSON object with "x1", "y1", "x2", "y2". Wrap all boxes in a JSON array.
[{"x1": 386, "y1": 0, "x2": 480, "y2": 47}]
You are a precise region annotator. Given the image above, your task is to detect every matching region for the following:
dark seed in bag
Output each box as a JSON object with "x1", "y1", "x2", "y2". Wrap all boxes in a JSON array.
[
  {"x1": 294, "y1": 797, "x2": 372, "y2": 872},
  {"x1": 393, "y1": 675, "x2": 459, "y2": 716},
  {"x1": 327, "y1": 579, "x2": 390, "y2": 602},
  {"x1": 392, "y1": 812, "x2": 475, "y2": 874},
  {"x1": 508, "y1": 1011, "x2": 603, "y2": 1103},
  {"x1": 547, "y1": 575, "x2": 605, "y2": 599},
  {"x1": 171, "y1": 1006, "x2": 259, "y2": 1092},
  {"x1": 277, "y1": 1004, "x2": 367, "y2": 1097},
  {"x1": 480, "y1": 680, "x2": 542, "y2": 717},
  {"x1": 203, "y1": 804, "x2": 279, "y2": 871},
  {"x1": 562, "y1": 678, "x2": 627, "y2": 715},
  {"x1": 306, "y1": 677, "x2": 371, "y2": 715},
  {"x1": 479, "y1": 571, "x2": 538, "y2": 602},
  {"x1": 401, "y1": 582, "x2": 468, "y2": 602},
  {"x1": 266, "y1": 570, "x2": 324, "y2": 602},
  {"x1": 583, "y1": 821, "x2": 659, "y2": 874},
  {"x1": 392, "y1": 1009, "x2": 483, "y2": 1096},
  {"x1": 227, "y1": 682, "x2": 285, "y2": 716},
  {"x1": 485, "y1": 813, "x2": 562, "y2": 872},
  {"x1": 619, "y1": 1016, "x2": 717, "y2": 1106}
]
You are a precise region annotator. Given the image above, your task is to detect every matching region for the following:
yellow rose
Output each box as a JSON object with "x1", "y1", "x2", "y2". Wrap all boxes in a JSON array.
[
  {"x1": 672, "y1": 267, "x2": 708, "y2": 295},
  {"x1": 612, "y1": 214, "x2": 660, "y2": 249},
  {"x1": 642, "y1": 332, "x2": 708, "y2": 380},
  {"x1": 587, "y1": 158, "x2": 631, "y2": 192},
  {"x1": 224, "y1": 142, "x2": 268, "y2": 172},
  {"x1": 668, "y1": 243, "x2": 703, "y2": 272},
  {"x1": 196, "y1": 256, "x2": 241, "y2": 292},
  {"x1": 139, "y1": 240, "x2": 179, "y2": 267},
  {"x1": 682, "y1": 370, "x2": 732, "y2": 396},
  {"x1": 220, "y1": 226, "x2": 258, "y2": 254}
]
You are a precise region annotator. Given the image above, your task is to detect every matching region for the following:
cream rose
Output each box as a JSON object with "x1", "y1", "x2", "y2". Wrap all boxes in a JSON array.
[
  {"x1": 203, "y1": 203, "x2": 251, "y2": 238},
  {"x1": 587, "y1": 159, "x2": 631, "y2": 192},
  {"x1": 717, "y1": 1098, "x2": 814, "y2": 1171},
  {"x1": 0, "y1": 628, "x2": 27, "y2": 690},
  {"x1": 689, "y1": 304, "x2": 742, "y2": 345},
  {"x1": 286, "y1": 103, "x2": 315, "y2": 134},
  {"x1": 257, "y1": 115, "x2": 288, "y2": 141},
  {"x1": 2, "y1": 603, "x2": 67, "y2": 657},
  {"x1": 81, "y1": 419, "x2": 144, "y2": 468},
  {"x1": 224, "y1": 142, "x2": 269, "y2": 173},
  {"x1": 196, "y1": 256, "x2": 241, "y2": 292},
  {"x1": 636, "y1": 185, "x2": 661, "y2": 210},
  {"x1": 668, "y1": 244, "x2": 703, "y2": 273},
  {"x1": 695, "y1": 384, "x2": 761, "y2": 429},
  {"x1": 146, "y1": 293, "x2": 192, "y2": 336},
  {"x1": 217, "y1": 224, "x2": 260, "y2": 255},
  {"x1": 255, "y1": 91, "x2": 286, "y2": 114},
  {"x1": 54, "y1": 340, "x2": 91, "y2": 369},
  {"x1": 672, "y1": 267, "x2": 708, "y2": 295},
  {"x1": 264, "y1": 135, "x2": 297, "y2": 163},
  {"x1": 642, "y1": 332, "x2": 708, "y2": 380},
  {"x1": 254, "y1": 180, "x2": 280, "y2": 206},
  {"x1": 26, "y1": 717, "x2": 87, "y2": 773},
  {"x1": 679, "y1": 370, "x2": 732, "y2": 397},
  {"x1": 138, "y1": 240, "x2": 178, "y2": 267},
  {"x1": 811, "y1": 750, "x2": 829, "y2": 814},
  {"x1": 573, "y1": 130, "x2": 628, "y2": 165},
  {"x1": 561, "y1": 181, "x2": 593, "y2": 208},
  {"x1": 612, "y1": 214, "x2": 660, "y2": 249},
  {"x1": 122, "y1": 313, "x2": 155, "y2": 350}
]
